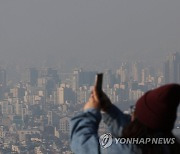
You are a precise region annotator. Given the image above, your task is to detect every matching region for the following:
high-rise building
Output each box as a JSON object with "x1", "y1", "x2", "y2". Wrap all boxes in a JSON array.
[
  {"x1": 0, "y1": 68, "x2": 6, "y2": 88},
  {"x1": 116, "y1": 63, "x2": 129, "y2": 83},
  {"x1": 132, "y1": 62, "x2": 143, "y2": 82},
  {"x1": 164, "y1": 52, "x2": 180, "y2": 83},
  {"x1": 38, "y1": 68, "x2": 59, "y2": 83},
  {"x1": 56, "y1": 84, "x2": 75, "y2": 105},
  {"x1": 104, "y1": 69, "x2": 113, "y2": 87},
  {"x1": 32, "y1": 68, "x2": 60, "y2": 96},
  {"x1": 24, "y1": 68, "x2": 38, "y2": 86},
  {"x1": 72, "y1": 69, "x2": 81, "y2": 91},
  {"x1": 72, "y1": 68, "x2": 96, "y2": 91},
  {"x1": 47, "y1": 111, "x2": 53, "y2": 125},
  {"x1": 0, "y1": 68, "x2": 6, "y2": 100}
]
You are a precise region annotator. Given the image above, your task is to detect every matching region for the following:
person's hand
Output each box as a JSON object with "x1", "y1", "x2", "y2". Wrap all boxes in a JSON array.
[
  {"x1": 83, "y1": 87, "x2": 100, "y2": 111},
  {"x1": 84, "y1": 87, "x2": 112, "y2": 112}
]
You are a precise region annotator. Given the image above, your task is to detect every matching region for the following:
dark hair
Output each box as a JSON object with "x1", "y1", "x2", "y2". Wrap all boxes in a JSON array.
[{"x1": 121, "y1": 118, "x2": 180, "y2": 154}]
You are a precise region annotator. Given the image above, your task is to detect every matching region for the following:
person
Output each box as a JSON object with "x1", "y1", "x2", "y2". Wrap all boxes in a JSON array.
[{"x1": 70, "y1": 83, "x2": 180, "y2": 154}]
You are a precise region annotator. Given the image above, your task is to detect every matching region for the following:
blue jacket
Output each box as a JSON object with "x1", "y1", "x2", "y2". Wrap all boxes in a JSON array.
[
  {"x1": 70, "y1": 104, "x2": 174, "y2": 154},
  {"x1": 70, "y1": 104, "x2": 144, "y2": 154}
]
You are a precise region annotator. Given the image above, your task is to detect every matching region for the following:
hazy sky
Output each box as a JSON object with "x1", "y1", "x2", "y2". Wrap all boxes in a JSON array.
[{"x1": 0, "y1": 0, "x2": 180, "y2": 70}]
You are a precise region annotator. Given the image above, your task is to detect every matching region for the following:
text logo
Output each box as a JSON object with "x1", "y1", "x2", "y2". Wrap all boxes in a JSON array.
[{"x1": 99, "y1": 133, "x2": 113, "y2": 149}]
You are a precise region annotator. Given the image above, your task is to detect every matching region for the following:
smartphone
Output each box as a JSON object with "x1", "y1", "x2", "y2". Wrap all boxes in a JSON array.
[{"x1": 96, "y1": 73, "x2": 103, "y2": 92}]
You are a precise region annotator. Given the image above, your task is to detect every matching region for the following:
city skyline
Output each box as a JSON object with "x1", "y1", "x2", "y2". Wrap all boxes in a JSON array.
[{"x1": 0, "y1": 52, "x2": 179, "y2": 153}]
